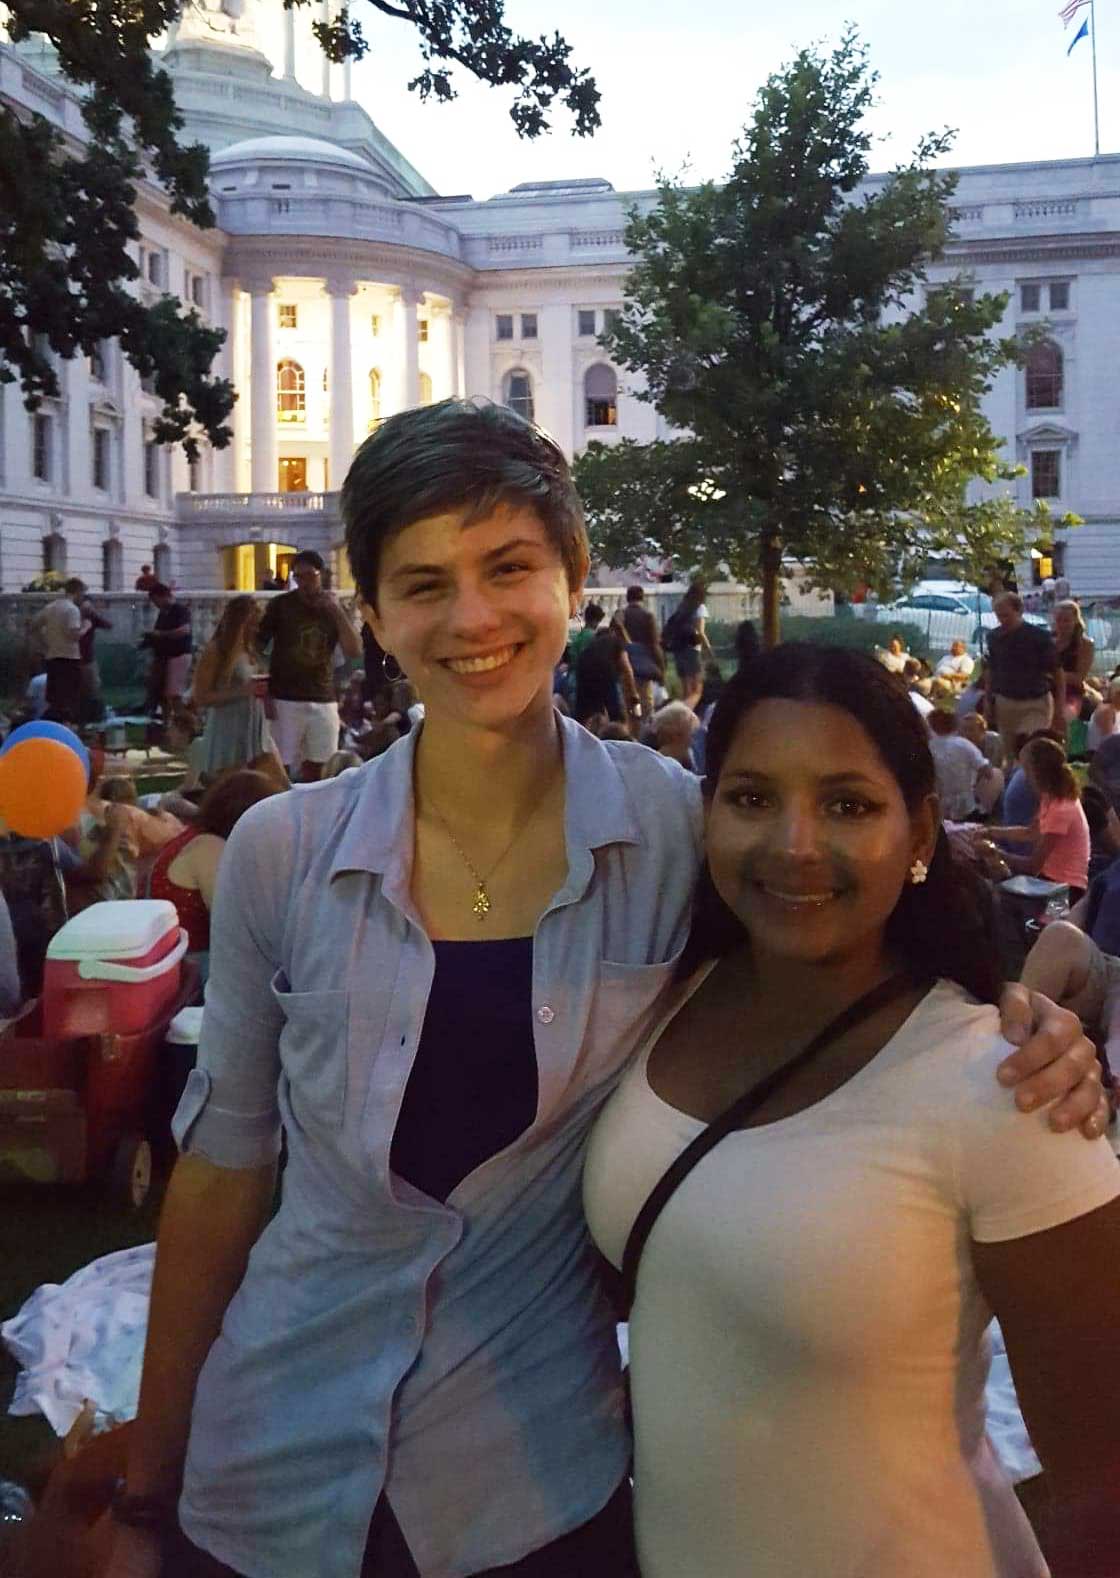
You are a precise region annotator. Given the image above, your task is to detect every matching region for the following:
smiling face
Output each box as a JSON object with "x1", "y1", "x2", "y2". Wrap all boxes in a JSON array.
[
  {"x1": 705, "y1": 699, "x2": 936, "y2": 971},
  {"x1": 1053, "y1": 603, "x2": 1077, "y2": 640},
  {"x1": 365, "y1": 500, "x2": 580, "y2": 735}
]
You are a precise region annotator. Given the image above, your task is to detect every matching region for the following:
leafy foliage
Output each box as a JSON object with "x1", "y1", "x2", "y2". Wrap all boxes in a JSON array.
[
  {"x1": 293, "y1": 0, "x2": 601, "y2": 140},
  {"x1": 575, "y1": 29, "x2": 1071, "y2": 645},
  {"x1": 1, "y1": 0, "x2": 600, "y2": 457},
  {"x1": 1, "y1": 0, "x2": 232, "y2": 456}
]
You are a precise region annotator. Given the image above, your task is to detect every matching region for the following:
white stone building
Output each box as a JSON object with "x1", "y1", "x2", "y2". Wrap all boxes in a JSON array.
[{"x1": 1, "y1": 0, "x2": 1118, "y2": 596}]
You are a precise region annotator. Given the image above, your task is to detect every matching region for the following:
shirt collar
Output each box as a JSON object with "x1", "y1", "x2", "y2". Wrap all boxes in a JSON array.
[{"x1": 327, "y1": 712, "x2": 641, "y2": 883}]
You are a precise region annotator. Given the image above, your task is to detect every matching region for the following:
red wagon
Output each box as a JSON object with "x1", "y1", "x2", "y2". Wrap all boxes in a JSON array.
[{"x1": 0, "y1": 960, "x2": 200, "y2": 1210}]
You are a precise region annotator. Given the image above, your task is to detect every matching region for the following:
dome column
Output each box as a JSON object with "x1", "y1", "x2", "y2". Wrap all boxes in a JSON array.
[
  {"x1": 247, "y1": 273, "x2": 278, "y2": 494},
  {"x1": 396, "y1": 287, "x2": 423, "y2": 411},
  {"x1": 430, "y1": 304, "x2": 455, "y2": 401},
  {"x1": 325, "y1": 272, "x2": 358, "y2": 491}
]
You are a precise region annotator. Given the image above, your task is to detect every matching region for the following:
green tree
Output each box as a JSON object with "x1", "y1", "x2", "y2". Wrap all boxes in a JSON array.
[
  {"x1": 574, "y1": 30, "x2": 1066, "y2": 646},
  {"x1": 0, "y1": 0, "x2": 601, "y2": 456}
]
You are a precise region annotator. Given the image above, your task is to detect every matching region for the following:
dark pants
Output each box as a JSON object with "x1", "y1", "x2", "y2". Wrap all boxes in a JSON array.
[
  {"x1": 165, "y1": 1481, "x2": 637, "y2": 1578},
  {"x1": 44, "y1": 657, "x2": 82, "y2": 723}
]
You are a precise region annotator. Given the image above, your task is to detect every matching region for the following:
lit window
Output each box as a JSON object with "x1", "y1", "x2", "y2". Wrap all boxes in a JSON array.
[
  {"x1": 1021, "y1": 283, "x2": 1041, "y2": 313},
  {"x1": 419, "y1": 371, "x2": 433, "y2": 405},
  {"x1": 32, "y1": 414, "x2": 51, "y2": 482},
  {"x1": 92, "y1": 427, "x2": 110, "y2": 491},
  {"x1": 504, "y1": 370, "x2": 534, "y2": 422},
  {"x1": 1025, "y1": 341, "x2": 1063, "y2": 409},
  {"x1": 521, "y1": 313, "x2": 538, "y2": 340},
  {"x1": 584, "y1": 363, "x2": 618, "y2": 427},
  {"x1": 368, "y1": 368, "x2": 381, "y2": 426},
  {"x1": 370, "y1": 314, "x2": 380, "y2": 335},
  {"x1": 144, "y1": 439, "x2": 160, "y2": 499},
  {"x1": 496, "y1": 314, "x2": 514, "y2": 341},
  {"x1": 277, "y1": 359, "x2": 306, "y2": 421},
  {"x1": 418, "y1": 318, "x2": 429, "y2": 343},
  {"x1": 278, "y1": 303, "x2": 298, "y2": 329},
  {"x1": 1049, "y1": 281, "x2": 1070, "y2": 312},
  {"x1": 1031, "y1": 449, "x2": 1061, "y2": 499},
  {"x1": 577, "y1": 309, "x2": 597, "y2": 337}
]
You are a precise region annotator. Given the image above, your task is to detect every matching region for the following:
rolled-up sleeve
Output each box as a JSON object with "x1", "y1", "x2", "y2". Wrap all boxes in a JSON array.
[{"x1": 172, "y1": 801, "x2": 289, "y2": 1168}]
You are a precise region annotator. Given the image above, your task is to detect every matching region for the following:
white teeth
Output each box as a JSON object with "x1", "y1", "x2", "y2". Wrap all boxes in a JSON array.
[
  {"x1": 764, "y1": 889, "x2": 834, "y2": 904},
  {"x1": 445, "y1": 647, "x2": 517, "y2": 674}
]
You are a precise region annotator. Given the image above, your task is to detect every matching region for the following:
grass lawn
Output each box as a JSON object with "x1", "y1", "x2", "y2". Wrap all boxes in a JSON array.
[{"x1": 0, "y1": 1181, "x2": 163, "y2": 1493}]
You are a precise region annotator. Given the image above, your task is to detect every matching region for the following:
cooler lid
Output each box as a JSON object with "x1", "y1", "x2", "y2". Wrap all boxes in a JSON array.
[
  {"x1": 1000, "y1": 875, "x2": 1070, "y2": 899},
  {"x1": 46, "y1": 900, "x2": 179, "y2": 962}
]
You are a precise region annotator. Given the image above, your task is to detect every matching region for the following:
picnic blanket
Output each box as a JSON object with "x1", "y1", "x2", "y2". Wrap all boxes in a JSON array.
[{"x1": 3, "y1": 1248, "x2": 1043, "y2": 1484}]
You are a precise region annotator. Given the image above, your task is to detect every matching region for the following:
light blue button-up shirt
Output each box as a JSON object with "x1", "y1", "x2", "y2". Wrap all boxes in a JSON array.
[{"x1": 172, "y1": 715, "x2": 702, "y2": 1578}]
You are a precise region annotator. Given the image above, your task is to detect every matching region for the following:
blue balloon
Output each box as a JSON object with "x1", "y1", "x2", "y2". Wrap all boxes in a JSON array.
[{"x1": 0, "y1": 719, "x2": 90, "y2": 775}]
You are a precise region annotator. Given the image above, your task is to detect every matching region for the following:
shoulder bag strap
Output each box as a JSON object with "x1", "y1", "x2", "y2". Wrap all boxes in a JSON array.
[{"x1": 618, "y1": 971, "x2": 923, "y2": 1315}]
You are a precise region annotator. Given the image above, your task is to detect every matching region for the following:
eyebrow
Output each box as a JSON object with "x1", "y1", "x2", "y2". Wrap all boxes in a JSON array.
[
  {"x1": 721, "y1": 769, "x2": 883, "y2": 789},
  {"x1": 386, "y1": 538, "x2": 545, "y2": 582}
]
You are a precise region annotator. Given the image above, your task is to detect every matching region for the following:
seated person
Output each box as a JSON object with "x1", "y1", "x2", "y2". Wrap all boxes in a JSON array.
[
  {"x1": 69, "y1": 776, "x2": 184, "y2": 906},
  {"x1": 1087, "y1": 684, "x2": 1120, "y2": 752},
  {"x1": 1082, "y1": 783, "x2": 1120, "y2": 884},
  {"x1": 648, "y1": 700, "x2": 700, "y2": 770},
  {"x1": 989, "y1": 736, "x2": 1091, "y2": 902},
  {"x1": 927, "y1": 709, "x2": 1002, "y2": 820},
  {"x1": 148, "y1": 770, "x2": 282, "y2": 979},
  {"x1": 934, "y1": 639, "x2": 975, "y2": 687},
  {"x1": 959, "y1": 710, "x2": 1004, "y2": 770}
]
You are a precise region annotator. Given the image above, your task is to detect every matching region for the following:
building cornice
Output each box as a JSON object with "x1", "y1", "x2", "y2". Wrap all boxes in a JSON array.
[
  {"x1": 946, "y1": 233, "x2": 1120, "y2": 265},
  {"x1": 222, "y1": 235, "x2": 472, "y2": 302}
]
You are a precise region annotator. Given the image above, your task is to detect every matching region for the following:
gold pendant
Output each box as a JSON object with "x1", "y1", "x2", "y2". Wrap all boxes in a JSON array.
[{"x1": 472, "y1": 883, "x2": 491, "y2": 920}]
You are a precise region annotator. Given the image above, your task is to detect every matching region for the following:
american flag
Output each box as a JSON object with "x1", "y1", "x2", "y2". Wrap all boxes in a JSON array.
[{"x1": 1059, "y1": 0, "x2": 1091, "y2": 24}]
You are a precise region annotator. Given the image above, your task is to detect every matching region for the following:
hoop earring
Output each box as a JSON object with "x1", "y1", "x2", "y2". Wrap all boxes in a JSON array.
[
  {"x1": 383, "y1": 654, "x2": 403, "y2": 683},
  {"x1": 909, "y1": 858, "x2": 929, "y2": 885}
]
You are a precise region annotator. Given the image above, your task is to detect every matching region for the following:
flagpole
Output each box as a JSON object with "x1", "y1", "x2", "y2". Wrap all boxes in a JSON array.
[{"x1": 1090, "y1": 0, "x2": 1101, "y2": 156}]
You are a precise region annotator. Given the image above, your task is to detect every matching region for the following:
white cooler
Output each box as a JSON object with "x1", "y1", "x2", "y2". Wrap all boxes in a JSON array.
[{"x1": 43, "y1": 901, "x2": 188, "y2": 1039}]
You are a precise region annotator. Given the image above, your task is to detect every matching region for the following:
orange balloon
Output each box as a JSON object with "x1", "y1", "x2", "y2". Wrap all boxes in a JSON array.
[{"x1": 0, "y1": 737, "x2": 89, "y2": 838}]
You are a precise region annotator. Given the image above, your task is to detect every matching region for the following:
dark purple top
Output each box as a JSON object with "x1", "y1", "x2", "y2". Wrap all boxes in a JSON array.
[{"x1": 390, "y1": 937, "x2": 536, "y2": 1202}]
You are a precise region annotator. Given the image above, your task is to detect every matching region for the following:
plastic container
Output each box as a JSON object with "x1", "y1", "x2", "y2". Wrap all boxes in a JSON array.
[{"x1": 42, "y1": 900, "x2": 187, "y2": 1038}]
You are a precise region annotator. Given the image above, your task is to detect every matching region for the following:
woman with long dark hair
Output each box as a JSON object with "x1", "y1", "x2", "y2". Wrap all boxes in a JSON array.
[
  {"x1": 190, "y1": 595, "x2": 272, "y2": 777},
  {"x1": 586, "y1": 644, "x2": 1120, "y2": 1578}
]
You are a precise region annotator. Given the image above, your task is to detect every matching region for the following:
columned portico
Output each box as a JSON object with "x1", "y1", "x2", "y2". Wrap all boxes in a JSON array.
[
  {"x1": 430, "y1": 305, "x2": 455, "y2": 400},
  {"x1": 398, "y1": 287, "x2": 423, "y2": 409},
  {"x1": 248, "y1": 276, "x2": 278, "y2": 493},
  {"x1": 325, "y1": 272, "x2": 358, "y2": 488}
]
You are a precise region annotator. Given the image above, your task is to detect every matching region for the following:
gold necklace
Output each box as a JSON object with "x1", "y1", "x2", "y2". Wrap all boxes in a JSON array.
[{"x1": 427, "y1": 789, "x2": 553, "y2": 921}]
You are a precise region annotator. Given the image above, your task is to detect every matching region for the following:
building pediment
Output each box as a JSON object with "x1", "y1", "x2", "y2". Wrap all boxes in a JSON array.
[{"x1": 1019, "y1": 420, "x2": 1076, "y2": 445}]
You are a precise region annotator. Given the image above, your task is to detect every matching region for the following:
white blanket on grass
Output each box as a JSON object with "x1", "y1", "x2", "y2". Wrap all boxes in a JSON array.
[{"x1": 2, "y1": 1247, "x2": 1043, "y2": 1484}]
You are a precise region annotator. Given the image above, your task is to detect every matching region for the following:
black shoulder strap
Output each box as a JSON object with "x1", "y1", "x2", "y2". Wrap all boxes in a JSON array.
[{"x1": 618, "y1": 971, "x2": 922, "y2": 1315}]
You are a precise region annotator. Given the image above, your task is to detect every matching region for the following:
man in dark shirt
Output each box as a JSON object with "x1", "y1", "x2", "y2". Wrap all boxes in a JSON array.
[
  {"x1": 620, "y1": 585, "x2": 665, "y2": 719},
  {"x1": 143, "y1": 584, "x2": 192, "y2": 717},
  {"x1": 985, "y1": 592, "x2": 1062, "y2": 765},
  {"x1": 257, "y1": 548, "x2": 362, "y2": 779},
  {"x1": 78, "y1": 597, "x2": 112, "y2": 723}
]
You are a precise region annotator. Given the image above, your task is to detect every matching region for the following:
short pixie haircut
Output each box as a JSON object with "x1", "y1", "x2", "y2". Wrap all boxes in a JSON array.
[{"x1": 340, "y1": 399, "x2": 588, "y2": 606}]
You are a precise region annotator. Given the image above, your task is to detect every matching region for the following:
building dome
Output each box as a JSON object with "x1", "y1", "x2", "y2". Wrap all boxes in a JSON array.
[{"x1": 211, "y1": 134, "x2": 376, "y2": 173}]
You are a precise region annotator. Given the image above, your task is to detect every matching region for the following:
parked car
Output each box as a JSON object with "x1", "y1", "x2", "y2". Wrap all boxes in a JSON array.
[{"x1": 873, "y1": 584, "x2": 1048, "y2": 652}]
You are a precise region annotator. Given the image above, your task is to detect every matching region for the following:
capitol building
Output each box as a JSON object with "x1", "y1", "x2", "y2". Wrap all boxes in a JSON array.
[{"x1": 1, "y1": 0, "x2": 1119, "y2": 597}]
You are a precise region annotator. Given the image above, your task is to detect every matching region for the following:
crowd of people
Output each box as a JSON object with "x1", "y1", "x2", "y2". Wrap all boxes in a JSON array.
[{"x1": 6, "y1": 400, "x2": 1120, "y2": 1578}]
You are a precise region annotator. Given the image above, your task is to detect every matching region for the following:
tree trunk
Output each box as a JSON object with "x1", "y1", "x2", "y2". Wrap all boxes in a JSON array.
[{"x1": 760, "y1": 530, "x2": 783, "y2": 649}]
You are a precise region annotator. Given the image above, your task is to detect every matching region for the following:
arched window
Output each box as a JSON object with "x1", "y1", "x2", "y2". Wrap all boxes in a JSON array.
[
  {"x1": 1026, "y1": 341, "x2": 1063, "y2": 410},
  {"x1": 368, "y1": 368, "x2": 381, "y2": 429},
  {"x1": 503, "y1": 369, "x2": 534, "y2": 422},
  {"x1": 418, "y1": 371, "x2": 433, "y2": 406},
  {"x1": 277, "y1": 359, "x2": 306, "y2": 421},
  {"x1": 584, "y1": 364, "x2": 618, "y2": 427}
]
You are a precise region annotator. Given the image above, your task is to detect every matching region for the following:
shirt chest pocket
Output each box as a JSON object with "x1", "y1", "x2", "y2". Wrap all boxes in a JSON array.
[
  {"x1": 269, "y1": 972, "x2": 349, "y2": 1129},
  {"x1": 576, "y1": 954, "x2": 682, "y2": 1089}
]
